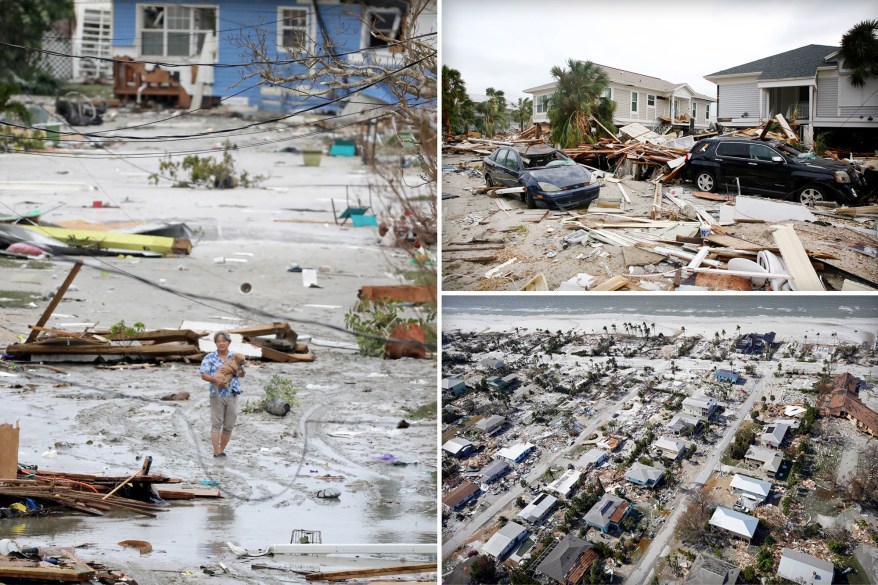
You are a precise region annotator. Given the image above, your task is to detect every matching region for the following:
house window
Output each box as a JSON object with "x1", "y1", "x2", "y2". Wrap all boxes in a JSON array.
[
  {"x1": 141, "y1": 5, "x2": 216, "y2": 58},
  {"x1": 536, "y1": 95, "x2": 549, "y2": 114},
  {"x1": 603, "y1": 87, "x2": 612, "y2": 100},
  {"x1": 363, "y1": 7, "x2": 402, "y2": 49},
  {"x1": 647, "y1": 94, "x2": 655, "y2": 107},
  {"x1": 705, "y1": 103, "x2": 710, "y2": 121},
  {"x1": 692, "y1": 102, "x2": 697, "y2": 118},
  {"x1": 631, "y1": 91, "x2": 638, "y2": 113},
  {"x1": 278, "y1": 8, "x2": 309, "y2": 51}
]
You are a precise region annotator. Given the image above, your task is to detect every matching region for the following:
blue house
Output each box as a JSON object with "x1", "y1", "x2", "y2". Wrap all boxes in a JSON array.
[
  {"x1": 111, "y1": 1, "x2": 436, "y2": 112},
  {"x1": 714, "y1": 369, "x2": 740, "y2": 383}
]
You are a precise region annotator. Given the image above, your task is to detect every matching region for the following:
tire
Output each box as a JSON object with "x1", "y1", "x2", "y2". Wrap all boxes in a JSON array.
[
  {"x1": 798, "y1": 184, "x2": 826, "y2": 206},
  {"x1": 485, "y1": 174, "x2": 494, "y2": 187},
  {"x1": 525, "y1": 190, "x2": 536, "y2": 209},
  {"x1": 695, "y1": 170, "x2": 717, "y2": 193}
]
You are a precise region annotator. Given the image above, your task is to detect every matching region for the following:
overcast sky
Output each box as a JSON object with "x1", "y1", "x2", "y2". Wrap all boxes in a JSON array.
[{"x1": 442, "y1": 0, "x2": 871, "y2": 102}]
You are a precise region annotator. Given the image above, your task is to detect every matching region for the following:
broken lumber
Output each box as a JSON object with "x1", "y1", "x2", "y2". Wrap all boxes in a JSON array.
[
  {"x1": 25, "y1": 262, "x2": 82, "y2": 344},
  {"x1": 305, "y1": 564, "x2": 437, "y2": 581},
  {"x1": 771, "y1": 225, "x2": 825, "y2": 291},
  {"x1": 358, "y1": 285, "x2": 436, "y2": 304},
  {"x1": 591, "y1": 275, "x2": 635, "y2": 291}
]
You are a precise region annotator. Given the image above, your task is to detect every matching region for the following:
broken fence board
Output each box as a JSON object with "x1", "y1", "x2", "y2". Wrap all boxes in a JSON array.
[
  {"x1": 591, "y1": 275, "x2": 634, "y2": 291},
  {"x1": 771, "y1": 225, "x2": 825, "y2": 291}
]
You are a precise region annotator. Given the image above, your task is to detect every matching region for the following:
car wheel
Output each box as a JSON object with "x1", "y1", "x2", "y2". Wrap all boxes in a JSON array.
[
  {"x1": 525, "y1": 190, "x2": 537, "y2": 209},
  {"x1": 485, "y1": 174, "x2": 494, "y2": 188},
  {"x1": 798, "y1": 184, "x2": 826, "y2": 206},
  {"x1": 695, "y1": 171, "x2": 716, "y2": 193}
]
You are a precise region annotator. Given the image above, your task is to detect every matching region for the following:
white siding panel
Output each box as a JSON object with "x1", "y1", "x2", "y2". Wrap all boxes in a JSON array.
[
  {"x1": 718, "y1": 83, "x2": 760, "y2": 118},
  {"x1": 616, "y1": 88, "x2": 631, "y2": 118},
  {"x1": 817, "y1": 75, "x2": 838, "y2": 117}
]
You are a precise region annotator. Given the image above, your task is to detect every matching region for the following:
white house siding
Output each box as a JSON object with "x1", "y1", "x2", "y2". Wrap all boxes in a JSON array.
[
  {"x1": 816, "y1": 73, "x2": 839, "y2": 118},
  {"x1": 616, "y1": 88, "x2": 631, "y2": 118},
  {"x1": 718, "y1": 82, "x2": 760, "y2": 119}
]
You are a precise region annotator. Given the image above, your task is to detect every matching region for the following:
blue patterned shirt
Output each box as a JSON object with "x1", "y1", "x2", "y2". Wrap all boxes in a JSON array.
[{"x1": 200, "y1": 351, "x2": 242, "y2": 397}]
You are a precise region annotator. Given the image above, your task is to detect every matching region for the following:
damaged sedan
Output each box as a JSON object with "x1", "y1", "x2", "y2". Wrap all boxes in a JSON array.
[{"x1": 483, "y1": 144, "x2": 600, "y2": 210}]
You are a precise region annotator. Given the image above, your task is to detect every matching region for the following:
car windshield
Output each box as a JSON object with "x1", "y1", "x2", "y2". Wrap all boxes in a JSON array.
[{"x1": 521, "y1": 150, "x2": 574, "y2": 169}]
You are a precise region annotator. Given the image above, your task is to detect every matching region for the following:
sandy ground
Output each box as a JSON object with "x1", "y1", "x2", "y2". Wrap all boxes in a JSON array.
[{"x1": 0, "y1": 109, "x2": 437, "y2": 583}]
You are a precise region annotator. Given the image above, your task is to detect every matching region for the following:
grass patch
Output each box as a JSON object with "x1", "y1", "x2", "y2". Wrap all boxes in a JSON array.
[
  {"x1": 406, "y1": 401, "x2": 436, "y2": 420},
  {"x1": 0, "y1": 290, "x2": 39, "y2": 308},
  {"x1": 59, "y1": 83, "x2": 114, "y2": 99},
  {"x1": 835, "y1": 553, "x2": 869, "y2": 584}
]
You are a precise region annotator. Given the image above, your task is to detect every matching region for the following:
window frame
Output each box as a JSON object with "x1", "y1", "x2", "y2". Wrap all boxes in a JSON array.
[
  {"x1": 647, "y1": 94, "x2": 655, "y2": 108},
  {"x1": 603, "y1": 87, "x2": 612, "y2": 100},
  {"x1": 691, "y1": 102, "x2": 697, "y2": 118},
  {"x1": 705, "y1": 103, "x2": 710, "y2": 121},
  {"x1": 630, "y1": 91, "x2": 638, "y2": 113},
  {"x1": 536, "y1": 94, "x2": 549, "y2": 114},
  {"x1": 361, "y1": 6, "x2": 402, "y2": 51},
  {"x1": 276, "y1": 6, "x2": 313, "y2": 53},
  {"x1": 138, "y1": 3, "x2": 218, "y2": 59}
]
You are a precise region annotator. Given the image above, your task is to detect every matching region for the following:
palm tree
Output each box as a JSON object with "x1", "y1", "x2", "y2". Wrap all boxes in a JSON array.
[
  {"x1": 547, "y1": 59, "x2": 610, "y2": 148},
  {"x1": 476, "y1": 87, "x2": 508, "y2": 138},
  {"x1": 441, "y1": 66, "x2": 468, "y2": 136},
  {"x1": 838, "y1": 20, "x2": 878, "y2": 87},
  {"x1": 512, "y1": 97, "x2": 532, "y2": 132}
]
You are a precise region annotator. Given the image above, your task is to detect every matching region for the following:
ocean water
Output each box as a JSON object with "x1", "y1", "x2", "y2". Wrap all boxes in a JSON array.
[{"x1": 442, "y1": 295, "x2": 878, "y2": 320}]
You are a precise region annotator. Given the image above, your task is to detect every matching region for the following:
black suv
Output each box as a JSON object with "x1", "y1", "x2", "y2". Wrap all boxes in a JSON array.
[{"x1": 684, "y1": 137, "x2": 866, "y2": 205}]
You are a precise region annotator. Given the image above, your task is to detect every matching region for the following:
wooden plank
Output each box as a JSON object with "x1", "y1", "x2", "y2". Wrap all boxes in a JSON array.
[
  {"x1": 693, "y1": 191, "x2": 735, "y2": 202},
  {"x1": 358, "y1": 285, "x2": 436, "y2": 304},
  {"x1": 4, "y1": 341, "x2": 200, "y2": 357},
  {"x1": 686, "y1": 247, "x2": 711, "y2": 270},
  {"x1": 156, "y1": 488, "x2": 222, "y2": 499},
  {"x1": 651, "y1": 182, "x2": 662, "y2": 220},
  {"x1": 591, "y1": 275, "x2": 633, "y2": 291},
  {"x1": 834, "y1": 205, "x2": 878, "y2": 216},
  {"x1": 771, "y1": 225, "x2": 825, "y2": 291},
  {"x1": 691, "y1": 267, "x2": 791, "y2": 279},
  {"x1": 774, "y1": 114, "x2": 799, "y2": 142},
  {"x1": 0, "y1": 553, "x2": 94, "y2": 581},
  {"x1": 442, "y1": 252, "x2": 498, "y2": 264},
  {"x1": 257, "y1": 345, "x2": 316, "y2": 363},
  {"x1": 305, "y1": 564, "x2": 437, "y2": 581},
  {"x1": 616, "y1": 183, "x2": 631, "y2": 204},
  {"x1": 25, "y1": 262, "x2": 82, "y2": 343}
]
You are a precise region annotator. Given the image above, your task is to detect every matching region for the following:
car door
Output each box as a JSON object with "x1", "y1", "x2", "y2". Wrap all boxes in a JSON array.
[
  {"x1": 715, "y1": 141, "x2": 753, "y2": 191},
  {"x1": 501, "y1": 148, "x2": 522, "y2": 187},
  {"x1": 747, "y1": 143, "x2": 789, "y2": 195}
]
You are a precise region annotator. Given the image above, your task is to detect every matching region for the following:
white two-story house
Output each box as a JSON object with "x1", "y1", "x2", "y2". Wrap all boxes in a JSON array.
[
  {"x1": 705, "y1": 44, "x2": 878, "y2": 146},
  {"x1": 523, "y1": 64, "x2": 716, "y2": 135}
]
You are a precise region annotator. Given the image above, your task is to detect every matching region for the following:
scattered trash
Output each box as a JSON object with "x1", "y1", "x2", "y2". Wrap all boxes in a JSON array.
[{"x1": 316, "y1": 487, "x2": 341, "y2": 499}]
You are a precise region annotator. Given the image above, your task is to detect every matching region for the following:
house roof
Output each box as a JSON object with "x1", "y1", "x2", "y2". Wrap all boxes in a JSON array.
[
  {"x1": 715, "y1": 369, "x2": 738, "y2": 378},
  {"x1": 584, "y1": 494, "x2": 629, "y2": 528},
  {"x1": 442, "y1": 481, "x2": 480, "y2": 508},
  {"x1": 744, "y1": 445, "x2": 783, "y2": 473},
  {"x1": 442, "y1": 377, "x2": 464, "y2": 390},
  {"x1": 547, "y1": 469, "x2": 582, "y2": 496},
  {"x1": 518, "y1": 492, "x2": 558, "y2": 524},
  {"x1": 523, "y1": 63, "x2": 715, "y2": 101},
  {"x1": 654, "y1": 437, "x2": 686, "y2": 454},
  {"x1": 706, "y1": 44, "x2": 838, "y2": 80},
  {"x1": 686, "y1": 554, "x2": 741, "y2": 585},
  {"x1": 481, "y1": 459, "x2": 511, "y2": 480},
  {"x1": 498, "y1": 442, "x2": 535, "y2": 461},
  {"x1": 762, "y1": 422, "x2": 790, "y2": 444},
  {"x1": 482, "y1": 521, "x2": 528, "y2": 558},
  {"x1": 730, "y1": 474, "x2": 772, "y2": 499},
  {"x1": 576, "y1": 448, "x2": 608, "y2": 468},
  {"x1": 667, "y1": 413, "x2": 701, "y2": 432},
  {"x1": 475, "y1": 415, "x2": 506, "y2": 432},
  {"x1": 683, "y1": 396, "x2": 716, "y2": 409},
  {"x1": 777, "y1": 548, "x2": 834, "y2": 585},
  {"x1": 709, "y1": 506, "x2": 759, "y2": 539},
  {"x1": 626, "y1": 461, "x2": 664, "y2": 484},
  {"x1": 441, "y1": 437, "x2": 473, "y2": 455},
  {"x1": 535, "y1": 535, "x2": 594, "y2": 584}
]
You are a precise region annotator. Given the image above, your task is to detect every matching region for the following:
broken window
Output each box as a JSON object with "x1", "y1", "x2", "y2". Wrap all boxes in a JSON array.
[
  {"x1": 364, "y1": 7, "x2": 401, "y2": 48},
  {"x1": 140, "y1": 5, "x2": 216, "y2": 58},
  {"x1": 279, "y1": 7, "x2": 309, "y2": 51},
  {"x1": 630, "y1": 91, "x2": 638, "y2": 113}
]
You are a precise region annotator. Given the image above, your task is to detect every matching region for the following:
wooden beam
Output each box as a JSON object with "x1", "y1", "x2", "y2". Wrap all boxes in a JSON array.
[
  {"x1": 589, "y1": 115, "x2": 618, "y2": 140},
  {"x1": 771, "y1": 225, "x2": 825, "y2": 291},
  {"x1": 25, "y1": 262, "x2": 82, "y2": 343},
  {"x1": 305, "y1": 564, "x2": 437, "y2": 581},
  {"x1": 592, "y1": 275, "x2": 633, "y2": 291}
]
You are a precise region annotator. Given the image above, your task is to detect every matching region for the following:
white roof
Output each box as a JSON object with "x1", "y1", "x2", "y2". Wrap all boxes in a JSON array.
[
  {"x1": 762, "y1": 422, "x2": 790, "y2": 443},
  {"x1": 654, "y1": 437, "x2": 686, "y2": 453},
  {"x1": 441, "y1": 437, "x2": 472, "y2": 455},
  {"x1": 709, "y1": 506, "x2": 758, "y2": 539},
  {"x1": 442, "y1": 377, "x2": 464, "y2": 389},
  {"x1": 518, "y1": 493, "x2": 558, "y2": 524},
  {"x1": 683, "y1": 396, "x2": 716, "y2": 409},
  {"x1": 576, "y1": 448, "x2": 608, "y2": 468},
  {"x1": 777, "y1": 548, "x2": 834, "y2": 585},
  {"x1": 667, "y1": 413, "x2": 701, "y2": 430},
  {"x1": 730, "y1": 474, "x2": 772, "y2": 499},
  {"x1": 547, "y1": 469, "x2": 582, "y2": 496},
  {"x1": 482, "y1": 521, "x2": 528, "y2": 558},
  {"x1": 476, "y1": 415, "x2": 506, "y2": 432},
  {"x1": 784, "y1": 405, "x2": 808, "y2": 417},
  {"x1": 498, "y1": 442, "x2": 535, "y2": 462}
]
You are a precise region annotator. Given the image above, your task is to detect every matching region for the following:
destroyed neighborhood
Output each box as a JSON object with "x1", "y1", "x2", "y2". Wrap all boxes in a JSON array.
[
  {"x1": 442, "y1": 38, "x2": 878, "y2": 292},
  {"x1": 441, "y1": 296, "x2": 878, "y2": 585},
  {"x1": 1, "y1": 0, "x2": 437, "y2": 583}
]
